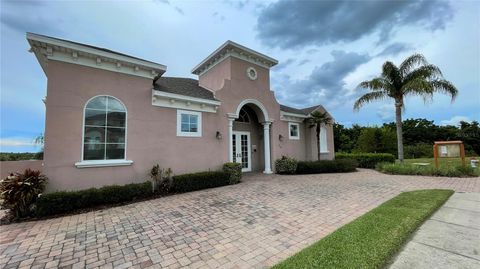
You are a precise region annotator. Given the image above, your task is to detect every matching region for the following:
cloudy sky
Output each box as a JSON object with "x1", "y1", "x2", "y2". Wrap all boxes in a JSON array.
[{"x1": 1, "y1": 0, "x2": 479, "y2": 152}]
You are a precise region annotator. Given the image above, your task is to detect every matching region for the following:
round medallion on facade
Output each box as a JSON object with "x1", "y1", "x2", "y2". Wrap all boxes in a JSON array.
[{"x1": 246, "y1": 67, "x2": 257, "y2": 80}]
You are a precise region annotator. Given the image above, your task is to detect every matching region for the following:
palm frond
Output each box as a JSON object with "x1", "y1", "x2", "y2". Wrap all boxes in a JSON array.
[
  {"x1": 402, "y1": 78, "x2": 434, "y2": 103},
  {"x1": 430, "y1": 79, "x2": 459, "y2": 101},
  {"x1": 403, "y1": 64, "x2": 443, "y2": 83},
  {"x1": 382, "y1": 61, "x2": 401, "y2": 82},
  {"x1": 307, "y1": 111, "x2": 332, "y2": 128},
  {"x1": 399, "y1": 53, "x2": 428, "y2": 76},
  {"x1": 357, "y1": 77, "x2": 387, "y2": 91},
  {"x1": 353, "y1": 91, "x2": 388, "y2": 111}
]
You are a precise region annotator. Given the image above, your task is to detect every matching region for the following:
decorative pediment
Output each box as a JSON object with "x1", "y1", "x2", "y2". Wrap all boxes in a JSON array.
[
  {"x1": 27, "y1": 33, "x2": 167, "y2": 79},
  {"x1": 192, "y1": 41, "x2": 278, "y2": 76}
]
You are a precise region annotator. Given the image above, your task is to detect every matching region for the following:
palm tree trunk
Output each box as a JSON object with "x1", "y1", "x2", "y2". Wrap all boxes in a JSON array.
[
  {"x1": 395, "y1": 100, "x2": 404, "y2": 163},
  {"x1": 317, "y1": 125, "x2": 321, "y2": 161}
]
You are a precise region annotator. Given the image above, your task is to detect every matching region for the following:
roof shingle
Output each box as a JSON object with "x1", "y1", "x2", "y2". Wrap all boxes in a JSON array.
[
  {"x1": 154, "y1": 77, "x2": 218, "y2": 101},
  {"x1": 279, "y1": 104, "x2": 306, "y2": 115}
]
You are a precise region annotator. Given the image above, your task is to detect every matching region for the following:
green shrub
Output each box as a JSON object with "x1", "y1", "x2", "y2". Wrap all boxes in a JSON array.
[
  {"x1": 336, "y1": 153, "x2": 395, "y2": 168},
  {"x1": 296, "y1": 159, "x2": 357, "y2": 174},
  {"x1": 0, "y1": 169, "x2": 48, "y2": 218},
  {"x1": 376, "y1": 163, "x2": 478, "y2": 177},
  {"x1": 275, "y1": 156, "x2": 298, "y2": 174},
  {"x1": 149, "y1": 164, "x2": 173, "y2": 193},
  {"x1": 404, "y1": 143, "x2": 433, "y2": 159},
  {"x1": 36, "y1": 182, "x2": 152, "y2": 217},
  {"x1": 0, "y1": 152, "x2": 43, "y2": 161},
  {"x1": 223, "y1": 162, "x2": 242, "y2": 184},
  {"x1": 172, "y1": 171, "x2": 230, "y2": 193}
]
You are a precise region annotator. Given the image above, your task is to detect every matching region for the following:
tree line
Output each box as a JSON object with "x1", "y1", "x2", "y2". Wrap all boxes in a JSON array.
[{"x1": 334, "y1": 119, "x2": 480, "y2": 158}]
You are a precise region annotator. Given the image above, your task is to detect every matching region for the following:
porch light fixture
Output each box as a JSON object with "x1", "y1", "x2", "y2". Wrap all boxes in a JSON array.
[
  {"x1": 279, "y1": 134, "x2": 284, "y2": 141},
  {"x1": 216, "y1": 131, "x2": 222, "y2": 140}
]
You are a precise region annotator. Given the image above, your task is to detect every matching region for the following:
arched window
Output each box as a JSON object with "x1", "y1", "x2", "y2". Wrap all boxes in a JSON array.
[
  {"x1": 236, "y1": 108, "x2": 250, "y2": 123},
  {"x1": 320, "y1": 125, "x2": 328, "y2": 153},
  {"x1": 83, "y1": 96, "x2": 126, "y2": 160}
]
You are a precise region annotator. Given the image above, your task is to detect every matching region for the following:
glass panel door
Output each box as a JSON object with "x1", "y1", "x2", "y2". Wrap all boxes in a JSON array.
[{"x1": 232, "y1": 132, "x2": 251, "y2": 172}]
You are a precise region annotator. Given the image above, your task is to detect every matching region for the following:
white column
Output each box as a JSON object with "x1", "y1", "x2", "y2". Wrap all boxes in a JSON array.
[
  {"x1": 228, "y1": 118, "x2": 234, "y2": 162},
  {"x1": 263, "y1": 122, "x2": 272, "y2": 174}
]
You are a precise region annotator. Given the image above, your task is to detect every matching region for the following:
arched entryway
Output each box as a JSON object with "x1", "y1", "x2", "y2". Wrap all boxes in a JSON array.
[{"x1": 227, "y1": 99, "x2": 272, "y2": 173}]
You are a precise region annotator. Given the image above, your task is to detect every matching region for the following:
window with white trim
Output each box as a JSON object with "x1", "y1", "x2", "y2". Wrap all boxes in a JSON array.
[
  {"x1": 288, "y1": 122, "x2": 300, "y2": 140},
  {"x1": 83, "y1": 96, "x2": 126, "y2": 160},
  {"x1": 177, "y1": 110, "x2": 202, "y2": 137},
  {"x1": 236, "y1": 107, "x2": 251, "y2": 123},
  {"x1": 320, "y1": 125, "x2": 328, "y2": 152}
]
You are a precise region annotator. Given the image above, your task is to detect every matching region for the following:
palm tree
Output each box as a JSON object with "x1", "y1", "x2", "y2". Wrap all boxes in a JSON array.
[
  {"x1": 34, "y1": 133, "x2": 44, "y2": 147},
  {"x1": 354, "y1": 54, "x2": 458, "y2": 163},
  {"x1": 308, "y1": 111, "x2": 333, "y2": 160}
]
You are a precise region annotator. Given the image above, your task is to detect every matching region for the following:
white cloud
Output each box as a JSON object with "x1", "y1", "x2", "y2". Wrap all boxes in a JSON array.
[
  {"x1": 376, "y1": 104, "x2": 395, "y2": 122},
  {"x1": 0, "y1": 138, "x2": 34, "y2": 147},
  {"x1": 440, "y1": 116, "x2": 472, "y2": 126}
]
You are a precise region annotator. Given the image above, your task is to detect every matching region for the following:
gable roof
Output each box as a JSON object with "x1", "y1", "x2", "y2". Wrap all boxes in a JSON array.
[
  {"x1": 280, "y1": 104, "x2": 333, "y2": 118},
  {"x1": 191, "y1": 40, "x2": 278, "y2": 76},
  {"x1": 154, "y1": 77, "x2": 218, "y2": 101},
  {"x1": 279, "y1": 104, "x2": 307, "y2": 115},
  {"x1": 301, "y1": 105, "x2": 323, "y2": 115}
]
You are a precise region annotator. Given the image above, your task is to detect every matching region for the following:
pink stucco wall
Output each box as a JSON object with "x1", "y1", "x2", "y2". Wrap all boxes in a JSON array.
[
  {"x1": 44, "y1": 61, "x2": 227, "y2": 192},
  {"x1": 42, "y1": 55, "x2": 334, "y2": 192},
  {"x1": 199, "y1": 57, "x2": 231, "y2": 91},
  {"x1": 0, "y1": 160, "x2": 44, "y2": 179}
]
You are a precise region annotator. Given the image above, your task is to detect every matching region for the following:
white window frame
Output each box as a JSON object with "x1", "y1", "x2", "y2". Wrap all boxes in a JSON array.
[
  {"x1": 75, "y1": 95, "x2": 132, "y2": 168},
  {"x1": 288, "y1": 122, "x2": 300, "y2": 140},
  {"x1": 320, "y1": 125, "x2": 329, "y2": 153},
  {"x1": 177, "y1": 110, "x2": 202, "y2": 137}
]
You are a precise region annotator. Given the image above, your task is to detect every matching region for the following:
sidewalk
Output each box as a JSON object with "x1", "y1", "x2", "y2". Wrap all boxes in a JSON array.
[{"x1": 390, "y1": 192, "x2": 480, "y2": 269}]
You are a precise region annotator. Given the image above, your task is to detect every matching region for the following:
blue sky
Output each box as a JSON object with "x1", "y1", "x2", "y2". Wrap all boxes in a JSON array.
[{"x1": 1, "y1": 0, "x2": 479, "y2": 152}]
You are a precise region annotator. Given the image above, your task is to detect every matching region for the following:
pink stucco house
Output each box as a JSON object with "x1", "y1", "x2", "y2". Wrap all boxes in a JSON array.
[{"x1": 26, "y1": 33, "x2": 334, "y2": 191}]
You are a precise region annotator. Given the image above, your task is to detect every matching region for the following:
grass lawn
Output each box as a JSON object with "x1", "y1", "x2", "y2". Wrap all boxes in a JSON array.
[
  {"x1": 272, "y1": 189, "x2": 453, "y2": 269},
  {"x1": 395, "y1": 157, "x2": 480, "y2": 177},
  {"x1": 403, "y1": 157, "x2": 477, "y2": 168}
]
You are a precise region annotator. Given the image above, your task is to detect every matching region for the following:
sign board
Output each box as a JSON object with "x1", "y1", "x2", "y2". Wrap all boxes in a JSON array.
[{"x1": 433, "y1": 141, "x2": 465, "y2": 168}]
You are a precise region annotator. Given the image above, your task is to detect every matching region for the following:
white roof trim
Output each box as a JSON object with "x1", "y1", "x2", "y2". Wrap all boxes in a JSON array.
[
  {"x1": 280, "y1": 111, "x2": 309, "y2": 118},
  {"x1": 152, "y1": 89, "x2": 221, "y2": 113},
  {"x1": 152, "y1": 90, "x2": 221, "y2": 106},
  {"x1": 27, "y1": 32, "x2": 166, "y2": 78},
  {"x1": 280, "y1": 111, "x2": 308, "y2": 123},
  {"x1": 192, "y1": 40, "x2": 278, "y2": 75}
]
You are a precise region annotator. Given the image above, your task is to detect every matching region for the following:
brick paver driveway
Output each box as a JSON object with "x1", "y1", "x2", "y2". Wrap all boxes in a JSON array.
[{"x1": 1, "y1": 169, "x2": 479, "y2": 269}]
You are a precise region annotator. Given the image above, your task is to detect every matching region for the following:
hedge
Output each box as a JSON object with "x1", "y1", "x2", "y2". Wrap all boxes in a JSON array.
[
  {"x1": 296, "y1": 159, "x2": 357, "y2": 174},
  {"x1": 275, "y1": 156, "x2": 298, "y2": 174},
  {"x1": 223, "y1": 162, "x2": 242, "y2": 184},
  {"x1": 336, "y1": 153, "x2": 395, "y2": 168},
  {"x1": 36, "y1": 182, "x2": 152, "y2": 217},
  {"x1": 172, "y1": 171, "x2": 231, "y2": 193},
  {"x1": 376, "y1": 163, "x2": 478, "y2": 177}
]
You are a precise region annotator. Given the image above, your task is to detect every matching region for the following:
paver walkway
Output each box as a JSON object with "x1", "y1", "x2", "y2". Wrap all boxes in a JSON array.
[
  {"x1": 0, "y1": 169, "x2": 478, "y2": 269},
  {"x1": 390, "y1": 192, "x2": 480, "y2": 269}
]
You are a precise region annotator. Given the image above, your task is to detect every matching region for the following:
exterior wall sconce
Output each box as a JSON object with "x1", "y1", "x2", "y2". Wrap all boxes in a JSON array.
[
  {"x1": 216, "y1": 131, "x2": 222, "y2": 140},
  {"x1": 279, "y1": 134, "x2": 284, "y2": 142}
]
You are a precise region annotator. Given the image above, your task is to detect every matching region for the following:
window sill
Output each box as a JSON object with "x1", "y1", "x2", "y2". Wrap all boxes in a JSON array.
[
  {"x1": 320, "y1": 151, "x2": 330, "y2": 154},
  {"x1": 75, "y1": 160, "x2": 133, "y2": 168},
  {"x1": 177, "y1": 133, "x2": 202, "y2": 137}
]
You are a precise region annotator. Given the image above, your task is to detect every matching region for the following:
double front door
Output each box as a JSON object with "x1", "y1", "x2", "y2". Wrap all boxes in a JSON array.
[{"x1": 232, "y1": 131, "x2": 251, "y2": 172}]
